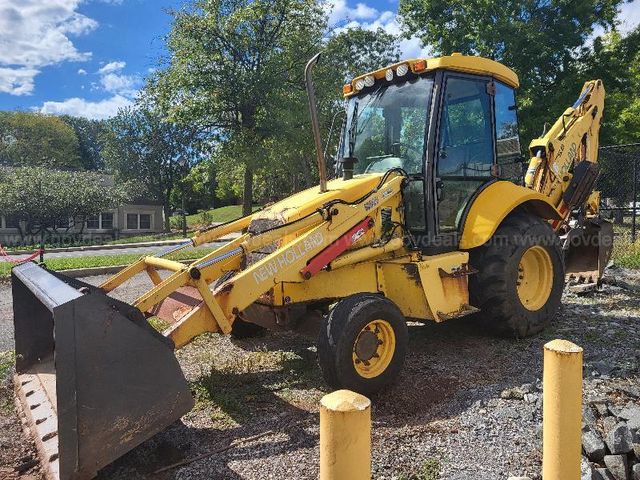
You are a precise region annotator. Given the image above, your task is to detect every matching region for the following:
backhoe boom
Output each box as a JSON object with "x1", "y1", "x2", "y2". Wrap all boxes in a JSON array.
[{"x1": 526, "y1": 79, "x2": 605, "y2": 224}]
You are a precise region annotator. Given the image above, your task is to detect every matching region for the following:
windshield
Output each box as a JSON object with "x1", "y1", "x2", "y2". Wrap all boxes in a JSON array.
[{"x1": 341, "y1": 76, "x2": 433, "y2": 175}]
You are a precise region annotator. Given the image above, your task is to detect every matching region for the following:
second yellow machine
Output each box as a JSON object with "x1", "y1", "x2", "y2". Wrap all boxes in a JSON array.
[{"x1": 13, "y1": 53, "x2": 612, "y2": 479}]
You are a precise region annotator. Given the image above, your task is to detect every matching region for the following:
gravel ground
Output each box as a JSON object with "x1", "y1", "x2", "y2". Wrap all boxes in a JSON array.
[{"x1": 0, "y1": 267, "x2": 638, "y2": 479}]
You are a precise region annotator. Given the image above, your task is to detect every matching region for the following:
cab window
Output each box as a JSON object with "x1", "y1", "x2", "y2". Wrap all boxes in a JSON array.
[{"x1": 494, "y1": 82, "x2": 522, "y2": 182}]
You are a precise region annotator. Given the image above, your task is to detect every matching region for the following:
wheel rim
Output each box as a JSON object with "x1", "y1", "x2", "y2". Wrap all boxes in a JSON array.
[
  {"x1": 352, "y1": 319, "x2": 396, "y2": 378},
  {"x1": 516, "y1": 246, "x2": 554, "y2": 311}
]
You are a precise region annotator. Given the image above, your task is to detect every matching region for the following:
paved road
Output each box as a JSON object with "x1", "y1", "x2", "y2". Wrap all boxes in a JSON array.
[{"x1": 1, "y1": 241, "x2": 226, "y2": 262}]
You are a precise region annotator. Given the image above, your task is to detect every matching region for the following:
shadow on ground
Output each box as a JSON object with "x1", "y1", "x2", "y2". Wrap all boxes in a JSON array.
[{"x1": 93, "y1": 285, "x2": 639, "y2": 478}]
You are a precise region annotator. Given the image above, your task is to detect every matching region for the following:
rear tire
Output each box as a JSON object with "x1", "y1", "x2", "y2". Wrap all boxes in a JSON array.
[
  {"x1": 469, "y1": 212, "x2": 564, "y2": 338},
  {"x1": 317, "y1": 293, "x2": 408, "y2": 396}
]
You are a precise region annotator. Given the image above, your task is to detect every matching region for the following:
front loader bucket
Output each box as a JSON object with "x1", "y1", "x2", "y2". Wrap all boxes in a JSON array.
[
  {"x1": 12, "y1": 262, "x2": 194, "y2": 480},
  {"x1": 565, "y1": 218, "x2": 614, "y2": 286}
]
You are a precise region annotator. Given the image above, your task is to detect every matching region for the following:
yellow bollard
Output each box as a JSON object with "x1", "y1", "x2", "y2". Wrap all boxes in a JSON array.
[
  {"x1": 320, "y1": 389, "x2": 371, "y2": 480},
  {"x1": 542, "y1": 339, "x2": 583, "y2": 480}
]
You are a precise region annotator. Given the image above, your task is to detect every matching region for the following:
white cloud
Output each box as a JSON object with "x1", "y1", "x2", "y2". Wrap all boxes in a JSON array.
[
  {"x1": 40, "y1": 94, "x2": 133, "y2": 120},
  {"x1": 0, "y1": 0, "x2": 97, "y2": 95},
  {"x1": 0, "y1": 67, "x2": 40, "y2": 96},
  {"x1": 353, "y1": 3, "x2": 378, "y2": 20},
  {"x1": 323, "y1": 0, "x2": 379, "y2": 26},
  {"x1": 97, "y1": 61, "x2": 141, "y2": 96},
  {"x1": 77, "y1": 68, "x2": 87, "y2": 75},
  {"x1": 618, "y1": 0, "x2": 640, "y2": 34},
  {"x1": 100, "y1": 72, "x2": 139, "y2": 96},
  {"x1": 326, "y1": 0, "x2": 431, "y2": 58},
  {"x1": 98, "y1": 61, "x2": 127, "y2": 75},
  {"x1": 39, "y1": 59, "x2": 140, "y2": 119}
]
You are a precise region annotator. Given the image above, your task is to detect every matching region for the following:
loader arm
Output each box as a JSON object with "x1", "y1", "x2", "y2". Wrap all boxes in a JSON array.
[
  {"x1": 99, "y1": 173, "x2": 407, "y2": 349},
  {"x1": 525, "y1": 79, "x2": 605, "y2": 226}
]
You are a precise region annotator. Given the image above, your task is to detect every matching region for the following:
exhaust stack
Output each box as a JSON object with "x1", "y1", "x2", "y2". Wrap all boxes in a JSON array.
[{"x1": 305, "y1": 53, "x2": 327, "y2": 193}]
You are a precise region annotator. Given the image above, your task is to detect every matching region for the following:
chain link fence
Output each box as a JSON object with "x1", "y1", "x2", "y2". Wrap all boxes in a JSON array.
[{"x1": 598, "y1": 143, "x2": 640, "y2": 243}]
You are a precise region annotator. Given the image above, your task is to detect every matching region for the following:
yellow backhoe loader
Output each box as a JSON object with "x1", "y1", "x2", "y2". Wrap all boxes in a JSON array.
[{"x1": 12, "y1": 53, "x2": 612, "y2": 479}]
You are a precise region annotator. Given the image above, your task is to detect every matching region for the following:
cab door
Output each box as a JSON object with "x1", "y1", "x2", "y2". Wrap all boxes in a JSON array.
[
  {"x1": 403, "y1": 72, "x2": 521, "y2": 251},
  {"x1": 435, "y1": 74, "x2": 496, "y2": 236}
]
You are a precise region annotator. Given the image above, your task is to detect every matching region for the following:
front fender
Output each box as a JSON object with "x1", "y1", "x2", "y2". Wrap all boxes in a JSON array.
[{"x1": 459, "y1": 181, "x2": 561, "y2": 250}]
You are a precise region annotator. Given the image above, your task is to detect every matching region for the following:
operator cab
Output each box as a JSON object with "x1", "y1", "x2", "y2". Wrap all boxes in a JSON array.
[{"x1": 339, "y1": 55, "x2": 522, "y2": 251}]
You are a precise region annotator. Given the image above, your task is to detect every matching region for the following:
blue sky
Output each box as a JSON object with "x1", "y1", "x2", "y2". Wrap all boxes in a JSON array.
[{"x1": 1, "y1": 0, "x2": 639, "y2": 120}]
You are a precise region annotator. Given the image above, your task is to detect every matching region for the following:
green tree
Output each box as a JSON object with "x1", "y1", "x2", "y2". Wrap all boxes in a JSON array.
[
  {"x1": 0, "y1": 112, "x2": 82, "y2": 169},
  {"x1": 321, "y1": 28, "x2": 401, "y2": 86},
  {"x1": 579, "y1": 28, "x2": 640, "y2": 144},
  {"x1": 577, "y1": 27, "x2": 640, "y2": 206},
  {"x1": 243, "y1": 27, "x2": 401, "y2": 201},
  {"x1": 0, "y1": 167, "x2": 132, "y2": 242},
  {"x1": 101, "y1": 97, "x2": 201, "y2": 231},
  {"x1": 171, "y1": 158, "x2": 218, "y2": 212},
  {"x1": 398, "y1": 0, "x2": 623, "y2": 142},
  {"x1": 154, "y1": 0, "x2": 325, "y2": 215},
  {"x1": 60, "y1": 115, "x2": 109, "y2": 170}
]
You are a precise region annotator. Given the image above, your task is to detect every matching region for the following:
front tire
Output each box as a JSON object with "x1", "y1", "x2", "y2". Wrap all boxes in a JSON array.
[
  {"x1": 469, "y1": 212, "x2": 564, "y2": 338},
  {"x1": 317, "y1": 294, "x2": 408, "y2": 396}
]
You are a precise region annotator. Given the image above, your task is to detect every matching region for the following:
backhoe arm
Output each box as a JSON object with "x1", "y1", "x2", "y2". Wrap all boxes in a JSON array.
[{"x1": 525, "y1": 79, "x2": 605, "y2": 227}]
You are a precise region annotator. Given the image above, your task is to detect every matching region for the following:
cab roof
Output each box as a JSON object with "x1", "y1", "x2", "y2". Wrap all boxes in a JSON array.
[{"x1": 344, "y1": 54, "x2": 519, "y2": 97}]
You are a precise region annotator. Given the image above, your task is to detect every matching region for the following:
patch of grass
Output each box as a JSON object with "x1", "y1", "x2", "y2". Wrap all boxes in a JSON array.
[
  {"x1": 187, "y1": 205, "x2": 261, "y2": 227},
  {"x1": 0, "y1": 351, "x2": 16, "y2": 415},
  {"x1": 147, "y1": 316, "x2": 172, "y2": 333},
  {"x1": 0, "y1": 247, "x2": 216, "y2": 278},
  {"x1": 610, "y1": 222, "x2": 640, "y2": 269},
  {"x1": 0, "y1": 351, "x2": 15, "y2": 380},
  {"x1": 612, "y1": 234, "x2": 640, "y2": 269},
  {"x1": 399, "y1": 459, "x2": 441, "y2": 480},
  {"x1": 189, "y1": 347, "x2": 322, "y2": 428},
  {"x1": 104, "y1": 232, "x2": 186, "y2": 245}
]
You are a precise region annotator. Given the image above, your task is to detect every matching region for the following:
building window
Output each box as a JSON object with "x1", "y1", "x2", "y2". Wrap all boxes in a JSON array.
[
  {"x1": 86, "y1": 215, "x2": 100, "y2": 229},
  {"x1": 101, "y1": 212, "x2": 114, "y2": 229},
  {"x1": 126, "y1": 213, "x2": 153, "y2": 230},
  {"x1": 127, "y1": 213, "x2": 138, "y2": 230},
  {"x1": 86, "y1": 212, "x2": 115, "y2": 230},
  {"x1": 4, "y1": 215, "x2": 19, "y2": 229},
  {"x1": 139, "y1": 214, "x2": 151, "y2": 229}
]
